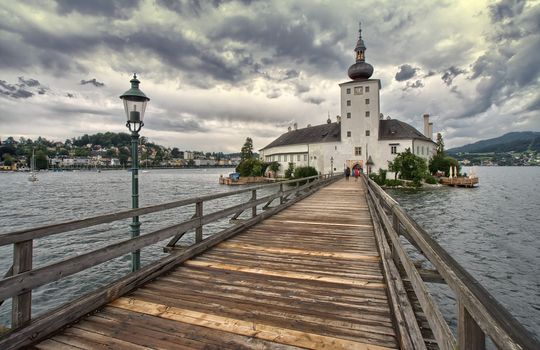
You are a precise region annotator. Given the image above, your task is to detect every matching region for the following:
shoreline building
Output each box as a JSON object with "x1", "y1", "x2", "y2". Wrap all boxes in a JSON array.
[{"x1": 260, "y1": 24, "x2": 435, "y2": 177}]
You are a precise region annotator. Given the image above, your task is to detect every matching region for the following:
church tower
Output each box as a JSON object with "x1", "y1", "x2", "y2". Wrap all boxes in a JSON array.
[{"x1": 339, "y1": 23, "x2": 381, "y2": 168}]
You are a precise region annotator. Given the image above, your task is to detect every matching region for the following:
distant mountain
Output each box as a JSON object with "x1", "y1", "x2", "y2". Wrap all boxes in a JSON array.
[{"x1": 447, "y1": 132, "x2": 540, "y2": 154}]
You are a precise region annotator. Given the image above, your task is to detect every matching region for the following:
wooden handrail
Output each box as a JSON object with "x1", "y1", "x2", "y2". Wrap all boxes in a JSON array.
[
  {"x1": 364, "y1": 176, "x2": 539, "y2": 350},
  {"x1": 0, "y1": 173, "x2": 340, "y2": 335}
]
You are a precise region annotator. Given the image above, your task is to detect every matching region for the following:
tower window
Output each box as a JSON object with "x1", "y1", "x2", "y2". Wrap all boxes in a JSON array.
[
  {"x1": 347, "y1": 131, "x2": 351, "y2": 137},
  {"x1": 278, "y1": 155, "x2": 281, "y2": 162},
  {"x1": 355, "y1": 147, "x2": 362, "y2": 156},
  {"x1": 347, "y1": 112, "x2": 351, "y2": 118},
  {"x1": 365, "y1": 98, "x2": 370, "y2": 105},
  {"x1": 365, "y1": 111, "x2": 370, "y2": 117},
  {"x1": 347, "y1": 100, "x2": 351, "y2": 106},
  {"x1": 346, "y1": 88, "x2": 351, "y2": 94},
  {"x1": 284, "y1": 155, "x2": 288, "y2": 162},
  {"x1": 365, "y1": 130, "x2": 370, "y2": 136},
  {"x1": 354, "y1": 86, "x2": 363, "y2": 95},
  {"x1": 365, "y1": 86, "x2": 370, "y2": 93},
  {"x1": 391, "y1": 146, "x2": 397, "y2": 154},
  {"x1": 297, "y1": 154, "x2": 300, "y2": 161},
  {"x1": 304, "y1": 154, "x2": 307, "y2": 161}
]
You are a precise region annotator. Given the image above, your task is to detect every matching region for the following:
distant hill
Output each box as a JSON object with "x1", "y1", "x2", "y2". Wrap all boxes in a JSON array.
[{"x1": 447, "y1": 132, "x2": 540, "y2": 154}]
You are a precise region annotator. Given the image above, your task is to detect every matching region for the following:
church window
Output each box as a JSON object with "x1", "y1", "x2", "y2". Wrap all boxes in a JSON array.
[
  {"x1": 278, "y1": 155, "x2": 281, "y2": 162},
  {"x1": 297, "y1": 154, "x2": 300, "y2": 161},
  {"x1": 354, "y1": 86, "x2": 363, "y2": 95},
  {"x1": 284, "y1": 155, "x2": 288, "y2": 162},
  {"x1": 347, "y1": 112, "x2": 351, "y2": 118},
  {"x1": 365, "y1": 86, "x2": 370, "y2": 93},
  {"x1": 304, "y1": 154, "x2": 308, "y2": 161},
  {"x1": 347, "y1": 100, "x2": 351, "y2": 106},
  {"x1": 365, "y1": 111, "x2": 370, "y2": 117},
  {"x1": 416, "y1": 146, "x2": 419, "y2": 154},
  {"x1": 365, "y1": 98, "x2": 370, "y2": 105},
  {"x1": 355, "y1": 147, "x2": 362, "y2": 156},
  {"x1": 365, "y1": 130, "x2": 370, "y2": 136},
  {"x1": 346, "y1": 88, "x2": 351, "y2": 94},
  {"x1": 391, "y1": 146, "x2": 397, "y2": 154},
  {"x1": 347, "y1": 131, "x2": 351, "y2": 137},
  {"x1": 421, "y1": 146, "x2": 424, "y2": 155}
]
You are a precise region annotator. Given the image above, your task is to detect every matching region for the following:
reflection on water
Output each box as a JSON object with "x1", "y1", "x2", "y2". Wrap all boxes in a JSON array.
[{"x1": 386, "y1": 166, "x2": 540, "y2": 337}]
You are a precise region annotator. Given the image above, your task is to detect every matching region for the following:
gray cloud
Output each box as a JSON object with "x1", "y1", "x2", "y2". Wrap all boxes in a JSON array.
[
  {"x1": 0, "y1": 80, "x2": 34, "y2": 99},
  {"x1": 18, "y1": 77, "x2": 40, "y2": 87},
  {"x1": 395, "y1": 64, "x2": 418, "y2": 81},
  {"x1": 441, "y1": 66, "x2": 466, "y2": 86},
  {"x1": 54, "y1": 0, "x2": 141, "y2": 18},
  {"x1": 81, "y1": 78, "x2": 105, "y2": 87},
  {"x1": 304, "y1": 97, "x2": 325, "y2": 105},
  {"x1": 489, "y1": 0, "x2": 526, "y2": 22},
  {"x1": 402, "y1": 80, "x2": 424, "y2": 90}
]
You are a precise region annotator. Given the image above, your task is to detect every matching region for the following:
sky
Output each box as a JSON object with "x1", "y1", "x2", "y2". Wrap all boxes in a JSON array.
[{"x1": 0, "y1": 0, "x2": 539, "y2": 152}]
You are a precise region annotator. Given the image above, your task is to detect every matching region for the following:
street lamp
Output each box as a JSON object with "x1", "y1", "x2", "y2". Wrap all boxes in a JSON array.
[
  {"x1": 120, "y1": 74, "x2": 150, "y2": 272},
  {"x1": 330, "y1": 156, "x2": 334, "y2": 176}
]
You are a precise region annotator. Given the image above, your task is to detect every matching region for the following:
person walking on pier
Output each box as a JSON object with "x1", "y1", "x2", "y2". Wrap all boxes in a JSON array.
[
  {"x1": 345, "y1": 167, "x2": 350, "y2": 181},
  {"x1": 353, "y1": 167, "x2": 359, "y2": 181}
]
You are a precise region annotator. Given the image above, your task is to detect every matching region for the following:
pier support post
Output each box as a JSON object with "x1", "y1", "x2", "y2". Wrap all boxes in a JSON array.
[
  {"x1": 195, "y1": 201, "x2": 203, "y2": 242},
  {"x1": 279, "y1": 184, "x2": 284, "y2": 205},
  {"x1": 12, "y1": 240, "x2": 32, "y2": 328},
  {"x1": 251, "y1": 190, "x2": 257, "y2": 218},
  {"x1": 458, "y1": 301, "x2": 485, "y2": 350}
]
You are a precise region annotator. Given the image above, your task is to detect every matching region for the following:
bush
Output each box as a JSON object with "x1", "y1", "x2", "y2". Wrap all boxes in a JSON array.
[
  {"x1": 369, "y1": 172, "x2": 384, "y2": 186},
  {"x1": 293, "y1": 166, "x2": 318, "y2": 184},
  {"x1": 236, "y1": 158, "x2": 264, "y2": 177},
  {"x1": 385, "y1": 179, "x2": 403, "y2": 187},
  {"x1": 284, "y1": 162, "x2": 295, "y2": 178},
  {"x1": 425, "y1": 175, "x2": 439, "y2": 184}
]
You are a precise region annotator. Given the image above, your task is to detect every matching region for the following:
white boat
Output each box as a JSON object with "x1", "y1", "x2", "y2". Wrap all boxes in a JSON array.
[{"x1": 28, "y1": 149, "x2": 38, "y2": 182}]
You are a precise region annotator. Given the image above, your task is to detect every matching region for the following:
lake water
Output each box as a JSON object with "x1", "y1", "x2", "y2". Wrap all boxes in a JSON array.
[
  {"x1": 0, "y1": 167, "x2": 538, "y2": 340},
  {"x1": 386, "y1": 166, "x2": 540, "y2": 339}
]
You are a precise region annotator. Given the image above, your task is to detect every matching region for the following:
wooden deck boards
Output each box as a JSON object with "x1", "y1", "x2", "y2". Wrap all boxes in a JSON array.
[{"x1": 34, "y1": 179, "x2": 398, "y2": 349}]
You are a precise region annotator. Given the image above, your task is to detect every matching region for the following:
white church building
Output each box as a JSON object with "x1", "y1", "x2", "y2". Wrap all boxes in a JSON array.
[{"x1": 260, "y1": 24, "x2": 436, "y2": 177}]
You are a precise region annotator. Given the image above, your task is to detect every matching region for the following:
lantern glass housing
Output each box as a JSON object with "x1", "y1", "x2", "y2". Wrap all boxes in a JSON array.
[{"x1": 120, "y1": 74, "x2": 150, "y2": 128}]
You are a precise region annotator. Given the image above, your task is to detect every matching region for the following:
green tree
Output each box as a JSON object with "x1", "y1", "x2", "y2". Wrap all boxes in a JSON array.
[
  {"x1": 388, "y1": 148, "x2": 428, "y2": 186},
  {"x1": 285, "y1": 162, "x2": 295, "y2": 178},
  {"x1": 35, "y1": 150, "x2": 48, "y2": 170},
  {"x1": 2, "y1": 153, "x2": 13, "y2": 166},
  {"x1": 240, "y1": 137, "x2": 253, "y2": 161},
  {"x1": 436, "y1": 132, "x2": 444, "y2": 155}
]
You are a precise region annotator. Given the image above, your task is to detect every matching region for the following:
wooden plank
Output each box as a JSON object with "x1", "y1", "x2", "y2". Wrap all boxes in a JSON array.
[
  {"x1": 11, "y1": 240, "x2": 33, "y2": 328},
  {"x1": 458, "y1": 300, "x2": 485, "y2": 350},
  {"x1": 183, "y1": 260, "x2": 385, "y2": 288},
  {"x1": 110, "y1": 297, "x2": 396, "y2": 350},
  {"x1": 0, "y1": 179, "x2": 322, "y2": 350},
  {"x1": 366, "y1": 184, "x2": 456, "y2": 350},
  {"x1": 365, "y1": 192, "x2": 424, "y2": 349},
  {"x1": 217, "y1": 242, "x2": 380, "y2": 261}
]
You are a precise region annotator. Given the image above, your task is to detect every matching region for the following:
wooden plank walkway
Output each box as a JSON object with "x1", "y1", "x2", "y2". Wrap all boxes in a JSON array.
[{"x1": 33, "y1": 179, "x2": 397, "y2": 350}]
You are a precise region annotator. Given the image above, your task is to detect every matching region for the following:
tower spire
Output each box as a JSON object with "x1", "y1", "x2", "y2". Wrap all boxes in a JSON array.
[{"x1": 347, "y1": 21, "x2": 373, "y2": 80}]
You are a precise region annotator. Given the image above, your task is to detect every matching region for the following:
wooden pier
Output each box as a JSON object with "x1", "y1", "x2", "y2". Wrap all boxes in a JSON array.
[{"x1": 0, "y1": 175, "x2": 537, "y2": 349}]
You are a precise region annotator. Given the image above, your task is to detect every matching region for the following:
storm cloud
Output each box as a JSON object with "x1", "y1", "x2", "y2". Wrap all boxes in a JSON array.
[{"x1": 0, "y1": 0, "x2": 538, "y2": 151}]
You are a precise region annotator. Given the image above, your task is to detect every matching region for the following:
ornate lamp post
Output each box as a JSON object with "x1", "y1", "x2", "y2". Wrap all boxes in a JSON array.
[
  {"x1": 330, "y1": 156, "x2": 334, "y2": 176},
  {"x1": 120, "y1": 74, "x2": 150, "y2": 272}
]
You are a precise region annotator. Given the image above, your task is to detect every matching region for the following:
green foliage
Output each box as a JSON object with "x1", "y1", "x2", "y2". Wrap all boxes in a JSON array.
[
  {"x1": 35, "y1": 150, "x2": 48, "y2": 170},
  {"x1": 425, "y1": 175, "x2": 439, "y2": 184},
  {"x1": 368, "y1": 169, "x2": 387, "y2": 185},
  {"x1": 388, "y1": 148, "x2": 428, "y2": 186},
  {"x1": 293, "y1": 166, "x2": 318, "y2": 179},
  {"x1": 240, "y1": 137, "x2": 254, "y2": 161},
  {"x1": 2, "y1": 153, "x2": 13, "y2": 166},
  {"x1": 385, "y1": 179, "x2": 403, "y2": 187},
  {"x1": 268, "y1": 161, "x2": 280, "y2": 173},
  {"x1": 285, "y1": 162, "x2": 295, "y2": 178},
  {"x1": 436, "y1": 132, "x2": 445, "y2": 155},
  {"x1": 429, "y1": 154, "x2": 460, "y2": 176},
  {"x1": 236, "y1": 158, "x2": 264, "y2": 177}
]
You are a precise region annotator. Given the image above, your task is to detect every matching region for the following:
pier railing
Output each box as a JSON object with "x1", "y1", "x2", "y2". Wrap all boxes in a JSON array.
[
  {"x1": 0, "y1": 173, "x2": 340, "y2": 349},
  {"x1": 364, "y1": 176, "x2": 538, "y2": 350}
]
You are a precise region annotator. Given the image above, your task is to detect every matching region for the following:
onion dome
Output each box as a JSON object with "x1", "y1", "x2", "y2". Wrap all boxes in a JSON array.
[{"x1": 347, "y1": 22, "x2": 374, "y2": 80}]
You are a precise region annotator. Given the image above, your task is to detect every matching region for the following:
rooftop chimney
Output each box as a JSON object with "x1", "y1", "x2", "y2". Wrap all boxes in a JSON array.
[
  {"x1": 337, "y1": 115, "x2": 341, "y2": 124},
  {"x1": 293, "y1": 122, "x2": 298, "y2": 130},
  {"x1": 288, "y1": 126, "x2": 292, "y2": 132},
  {"x1": 428, "y1": 122, "x2": 433, "y2": 140},
  {"x1": 423, "y1": 114, "x2": 430, "y2": 138}
]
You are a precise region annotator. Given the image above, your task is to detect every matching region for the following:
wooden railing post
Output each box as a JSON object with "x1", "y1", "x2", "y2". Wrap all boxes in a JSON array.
[
  {"x1": 458, "y1": 300, "x2": 485, "y2": 350},
  {"x1": 12, "y1": 240, "x2": 33, "y2": 328},
  {"x1": 251, "y1": 189, "x2": 257, "y2": 218},
  {"x1": 195, "y1": 201, "x2": 203, "y2": 242},
  {"x1": 279, "y1": 184, "x2": 284, "y2": 205}
]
